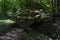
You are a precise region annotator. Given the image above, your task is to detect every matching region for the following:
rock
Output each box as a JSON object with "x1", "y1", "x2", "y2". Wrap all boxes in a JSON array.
[
  {"x1": 0, "y1": 28, "x2": 26, "y2": 40},
  {"x1": 16, "y1": 29, "x2": 24, "y2": 33},
  {"x1": 12, "y1": 34, "x2": 17, "y2": 38},
  {"x1": 0, "y1": 36, "x2": 11, "y2": 40},
  {"x1": 48, "y1": 38, "x2": 53, "y2": 40},
  {"x1": 6, "y1": 32, "x2": 13, "y2": 37},
  {"x1": 11, "y1": 30, "x2": 18, "y2": 34}
]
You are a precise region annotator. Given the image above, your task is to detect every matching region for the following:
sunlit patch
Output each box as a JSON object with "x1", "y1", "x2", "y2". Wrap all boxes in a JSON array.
[
  {"x1": 34, "y1": 10, "x2": 40, "y2": 13},
  {"x1": 35, "y1": 15, "x2": 40, "y2": 17},
  {"x1": 9, "y1": 0, "x2": 16, "y2": 2},
  {"x1": 0, "y1": 19, "x2": 15, "y2": 24},
  {"x1": 13, "y1": 0, "x2": 16, "y2": 1},
  {"x1": 38, "y1": 1, "x2": 41, "y2": 3},
  {"x1": 0, "y1": 0, "x2": 1, "y2": 1},
  {"x1": 41, "y1": 1, "x2": 44, "y2": 2},
  {"x1": 40, "y1": 9, "x2": 43, "y2": 12},
  {"x1": 46, "y1": 5, "x2": 50, "y2": 7}
]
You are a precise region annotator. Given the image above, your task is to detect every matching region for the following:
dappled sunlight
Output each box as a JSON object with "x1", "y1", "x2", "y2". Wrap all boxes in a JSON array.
[
  {"x1": 0, "y1": 0, "x2": 59, "y2": 40},
  {"x1": 0, "y1": 19, "x2": 15, "y2": 24},
  {"x1": 0, "y1": 0, "x2": 1, "y2": 1}
]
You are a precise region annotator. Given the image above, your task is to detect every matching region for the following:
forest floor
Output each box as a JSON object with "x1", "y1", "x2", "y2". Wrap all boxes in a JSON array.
[{"x1": 0, "y1": 27, "x2": 52, "y2": 40}]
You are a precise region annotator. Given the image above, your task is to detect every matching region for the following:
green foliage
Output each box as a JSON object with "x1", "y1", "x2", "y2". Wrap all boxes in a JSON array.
[
  {"x1": 0, "y1": 0, "x2": 55, "y2": 21},
  {"x1": 0, "y1": 0, "x2": 58, "y2": 39},
  {"x1": 0, "y1": 19, "x2": 15, "y2": 35}
]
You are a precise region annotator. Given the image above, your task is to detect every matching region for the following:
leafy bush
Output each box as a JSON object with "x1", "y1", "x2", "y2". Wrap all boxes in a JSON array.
[{"x1": 0, "y1": 19, "x2": 15, "y2": 35}]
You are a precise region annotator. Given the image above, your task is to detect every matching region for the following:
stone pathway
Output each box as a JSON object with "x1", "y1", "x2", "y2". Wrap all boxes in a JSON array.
[{"x1": 0, "y1": 28, "x2": 26, "y2": 40}]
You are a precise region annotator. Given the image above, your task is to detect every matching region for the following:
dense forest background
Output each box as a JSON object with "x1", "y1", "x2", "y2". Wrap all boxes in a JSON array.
[{"x1": 0, "y1": 0, "x2": 60, "y2": 40}]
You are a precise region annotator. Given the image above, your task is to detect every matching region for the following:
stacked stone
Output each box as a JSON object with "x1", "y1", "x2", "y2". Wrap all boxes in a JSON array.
[
  {"x1": 52, "y1": 23, "x2": 60, "y2": 40},
  {"x1": 0, "y1": 28, "x2": 26, "y2": 40}
]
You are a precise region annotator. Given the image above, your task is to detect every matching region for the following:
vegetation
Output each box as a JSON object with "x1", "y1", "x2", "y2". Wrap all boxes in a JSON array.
[{"x1": 0, "y1": 0, "x2": 60, "y2": 40}]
